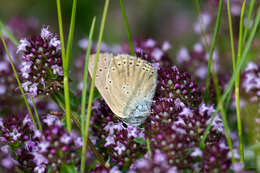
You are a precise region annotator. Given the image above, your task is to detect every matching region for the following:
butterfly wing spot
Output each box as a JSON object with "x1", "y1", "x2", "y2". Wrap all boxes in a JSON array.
[
  {"x1": 99, "y1": 68, "x2": 103, "y2": 72},
  {"x1": 111, "y1": 66, "x2": 116, "y2": 71}
]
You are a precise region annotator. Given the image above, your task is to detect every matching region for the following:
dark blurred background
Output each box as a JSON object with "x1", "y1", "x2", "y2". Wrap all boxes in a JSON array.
[{"x1": 0, "y1": 0, "x2": 202, "y2": 49}]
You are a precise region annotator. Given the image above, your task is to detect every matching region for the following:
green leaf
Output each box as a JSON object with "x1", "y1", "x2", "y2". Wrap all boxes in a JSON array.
[
  {"x1": 134, "y1": 137, "x2": 146, "y2": 145},
  {"x1": 60, "y1": 163, "x2": 78, "y2": 173}
]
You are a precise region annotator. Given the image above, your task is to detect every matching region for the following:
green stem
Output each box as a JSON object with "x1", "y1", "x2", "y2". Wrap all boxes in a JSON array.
[
  {"x1": 243, "y1": 0, "x2": 255, "y2": 45},
  {"x1": 146, "y1": 139, "x2": 152, "y2": 160},
  {"x1": 0, "y1": 31, "x2": 38, "y2": 130},
  {"x1": 204, "y1": 0, "x2": 223, "y2": 103},
  {"x1": 80, "y1": 0, "x2": 110, "y2": 172},
  {"x1": 65, "y1": 0, "x2": 77, "y2": 71},
  {"x1": 200, "y1": 6, "x2": 260, "y2": 148},
  {"x1": 0, "y1": 20, "x2": 19, "y2": 45},
  {"x1": 31, "y1": 96, "x2": 42, "y2": 131},
  {"x1": 56, "y1": 0, "x2": 72, "y2": 132},
  {"x1": 235, "y1": 1, "x2": 246, "y2": 164},
  {"x1": 226, "y1": 0, "x2": 236, "y2": 71},
  {"x1": 211, "y1": 68, "x2": 235, "y2": 164},
  {"x1": 80, "y1": 17, "x2": 96, "y2": 136},
  {"x1": 119, "y1": 0, "x2": 135, "y2": 56}
]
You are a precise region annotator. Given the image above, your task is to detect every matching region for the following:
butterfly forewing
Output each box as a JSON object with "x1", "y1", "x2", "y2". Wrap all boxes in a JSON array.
[{"x1": 88, "y1": 53, "x2": 157, "y2": 126}]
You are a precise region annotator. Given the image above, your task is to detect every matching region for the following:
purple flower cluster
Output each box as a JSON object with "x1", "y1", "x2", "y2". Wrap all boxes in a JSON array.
[
  {"x1": 156, "y1": 66, "x2": 202, "y2": 108},
  {"x1": 0, "y1": 113, "x2": 82, "y2": 173},
  {"x1": 130, "y1": 151, "x2": 178, "y2": 173},
  {"x1": 176, "y1": 43, "x2": 229, "y2": 104},
  {"x1": 32, "y1": 114, "x2": 82, "y2": 173},
  {"x1": 17, "y1": 27, "x2": 63, "y2": 97},
  {"x1": 90, "y1": 99, "x2": 146, "y2": 168},
  {"x1": 122, "y1": 38, "x2": 172, "y2": 69},
  {"x1": 242, "y1": 61, "x2": 260, "y2": 106}
]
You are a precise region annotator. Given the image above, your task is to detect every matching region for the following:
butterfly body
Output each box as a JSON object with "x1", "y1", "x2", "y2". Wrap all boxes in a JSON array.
[{"x1": 89, "y1": 53, "x2": 157, "y2": 126}]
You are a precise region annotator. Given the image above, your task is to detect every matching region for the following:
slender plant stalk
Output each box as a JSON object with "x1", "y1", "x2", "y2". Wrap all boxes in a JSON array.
[
  {"x1": 0, "y1": 20, "x2": 19, "y2": 45},
  {"x1": 226, "y1": 0, "x2": 236, "y2": 71},
  {"x1": 51, "y1": 93, "x2": 107, "y2": 167},
  {"x1": 146, "y1": 139, "x2": 152, "y2": 160},
  {"x1": 80, "y1": 0, "x2": 110, "y2": 172},
  {"x1": 119, "y1": 0, "x2": 135, "y2": 56},
  {"x1": 80, "y1": 17, "x2": 96, "y2": 136},
  {"x1": 234, "y1": 1, "x2": 246, "y2": 164},
  {"x1": 200, "y1": 6, "x2": 260, "y2": 148},
  {"x1": 204, "y1": 0, "x2": 223, "y2": 103},
  {"x1": 65, "y1": 0, "x2": 77, "y2": 70},
  {"x1": 56, "y1": 0, "x2": 72, "y2": 132},
  {"x1": 243, "y1": 0, "x2": 255, "y2": 45},
  {"x1": 211, "y1": 67, "x2": 236, "y2": 163},
  {"x1": 0, "y1": 31, "x2": 38, "y2": 130},
  {"x1": 31, "y1": 96, "x2": 42, "y2": 131}
]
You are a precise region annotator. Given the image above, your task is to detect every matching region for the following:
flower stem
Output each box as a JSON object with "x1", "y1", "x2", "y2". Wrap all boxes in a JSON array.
[
  {"x1": 0, "y1": 30, "x2": 38, "y2": 130},
  {"x1": 80, "y1": 17, "x2": 96, "y2": 136},
  {"x1": 65, "y1": 0, "x2": 77, "y2": 71},
  {"x1": 235, "y1": 1, "x2": 246, "y2": 164},
  {"x1": 119, "y1": 0, "x2": 135, "y2": 56},
  {"x1": 31, "y1": 96, "x2": 42, "y2": 131},
  {"x1": 80, "y1": 0, "x2": 110, "y2": 172},
  {"x1": 226, "y1": 0, "x2": 236, "y2": 71},
  {"x1": 243, "y1": 0, "x2": 255, "y2": 45},
  {"x1": 204, "y1": 0, "x2": 223, "y2": 103},
  {"x1": 56, "y1": 0, "x2": 72, "y2": 132},
  {"x1": 0, "y1": 20, "x2": 19, "y2": 45}
]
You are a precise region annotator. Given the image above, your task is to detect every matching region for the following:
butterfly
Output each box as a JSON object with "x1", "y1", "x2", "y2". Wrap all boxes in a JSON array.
[{"x1": 88, "y1": 53, "x2": 157, "y2": 127}]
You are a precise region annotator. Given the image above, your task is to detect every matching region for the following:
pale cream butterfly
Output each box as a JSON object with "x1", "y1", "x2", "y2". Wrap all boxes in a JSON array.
[{"x1": 88, "y1": 53, "x2": 157, "y2": 127}]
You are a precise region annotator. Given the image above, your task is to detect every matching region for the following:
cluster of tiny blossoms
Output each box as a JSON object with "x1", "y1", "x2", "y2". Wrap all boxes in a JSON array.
[
  {"x1": 242, "y1": 61, "x2": 260, "y2": 107},
  {"x1": 32, "y1": 114, "x2": 82, "y2": 173},
  {"x1": 176, "y1": 43, "x2": 229, "y2": 104},
  {"x1": 17, "y1": 27, "x2": 63, "y2": 97},
  {"x1": 0, "y1": 113, "x2": 82, "y2": 173},
  {"x1": 122, "y1": 38, "x2": 172, "y2": 69},
  {"x1": 90, "y1": 99, "x2": 146, "y2": 169}
]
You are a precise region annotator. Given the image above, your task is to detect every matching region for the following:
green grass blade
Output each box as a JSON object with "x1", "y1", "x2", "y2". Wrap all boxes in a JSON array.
[
  {"x1": 119, "y1": 0, "x2": 135, "y2": 56},
  {"x1": 200, "y1": 6, "x2": 260, "y2": 148},
  {"x1": 235, "y1": 1, "x2": 246, "y2": 164},
  {"x1": 204, "y1": 0, "x2": 223, "y2": 103},
  {"x1": 65, "y1": 0, "x2": 77, "y2": 71},
  {"x1": 80, "y1": 17, "x2": 96, "y2": 136},
  {"x1": 31, "y1": 96, "x2": 42, "y2": 131},
  {"x1": 226, "y1": 0, "x2": 236, "y2": 71},
  {"x1": 243, "y1": 0, "x2": 255, "y2": 45},
  {"x1": 0, "y1": 30, "x2": 38, "y2": 130},
  {"x1": 56, "y1": 0, "x2": 72, "y2": 132},
  {"x1": 80, "y1": 0, "x2": 110, "y2": 172},
  {"x1": 0, "y1": 20, "x2": 19, "y2": 45}
]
